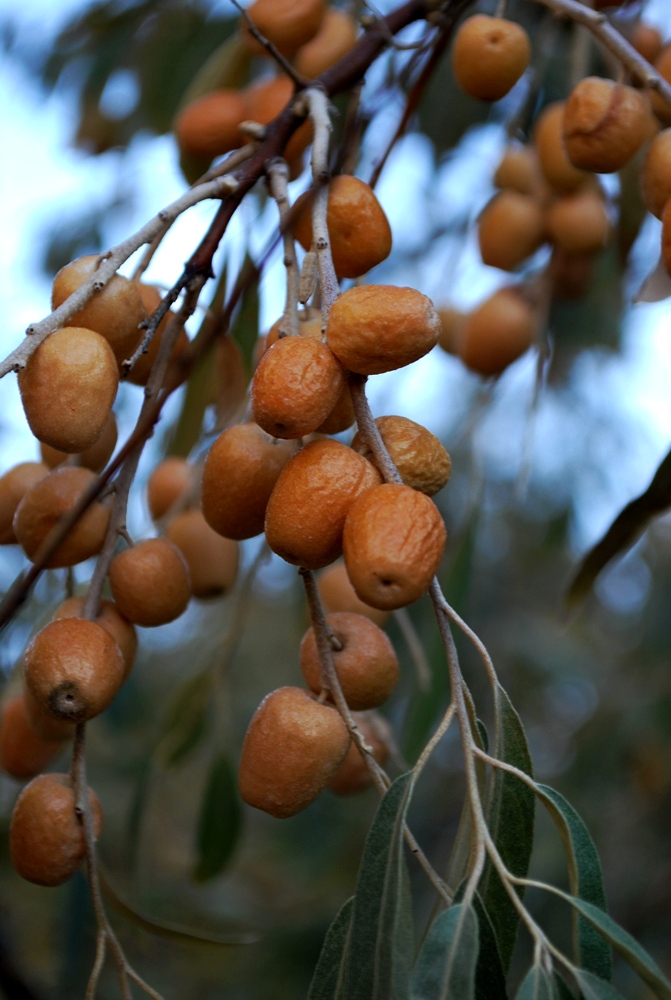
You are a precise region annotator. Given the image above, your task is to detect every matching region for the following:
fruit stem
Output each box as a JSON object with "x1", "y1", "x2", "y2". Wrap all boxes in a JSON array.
[
  {"x1": 267, "y1": 160, "x2": 301, "y2": 338},
  {"x1": 303, "y1": 88, "x2": 340, "y2": 325}
]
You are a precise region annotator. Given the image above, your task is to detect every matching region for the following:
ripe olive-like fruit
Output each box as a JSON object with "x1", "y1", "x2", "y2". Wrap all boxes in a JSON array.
[
  {"x1": 642, "y1": 129, "x2": 671, "y2": 219},
  {"x1": 0, "y1": 462, "x2": 49, "y2": 545},
  {"x1": 326, "y1": 285, "x2": 440, "y2": 375},
  {"x1": 651, "y1": 46, "x2": 671, "y2": 126},
  {"x1": 51, "y1": 255, "x2": 147, "y2": 367},
  {"x1": 174, "y1": 90, "x2": 247, "y2": 160},
  {"x1": 343, "y1": 483, "x2": 446, "y2": 610},
  {"x1": 546, "y1": 190, "x2": 610, "y2": 254},
  {"x1": 10, "y1": 773, "x2": 102, "y2": 886},
  {"x1": 165, "y1": 509, "x2": 239, "y2": 599},
  {"x1": 292, "y1": 176, "x2": 392, "y2": 279},
  {"x1": 316, "y1": 381, "x2": 356, "y2": 436},
  {"x1": 317, "y1": 562, "x2": 390, "y2": 627},
  {"x1": 19, "y1": 327, "x2": 118, "y2": 453},
  {"x1": 40, "y1": 411, "x2": 118, "y2": 473},
  {"x1": 22, "y1": 686, "x2": 76, "y2": 743},
  {"x1": 24, "y1": 618, "x2": 125, "y2": 723},
  {"x1": 147, "y1": 457, "x2": 193, "y2": 522},
  {"x1": 0, "y1": 695, "x2": 64, "y2": 780},
  {"x1": 478, "y1": 191, "x2": 546, "y2": 271},
  {"x1": 534, "y1": 102, "x2": 591, "y2": 193},
  {"x1": 264, "y1": 308, "x2": 322, "y2": 354},
  {"x1": 436, "y1": 307, "x2": 465, "y2": 356},
  {"x1": 242, "y1": 0, "x2": 325, "y2": 57},
  {"x1": 295, "y1": 8, "x2": 357, "y2": 78},
  {"x1": 563, "y1": 77, "x2": 650, "y2": 173},
  {"x1": 201, "y1": 423, "x2": 295, "y2": 541},
  {"x1": 243, "y1": 76, "x2": 313, "y2": 164},
  {"x1": 300, "y1": 612, "x2": 399, "y2": 710},
  {"x1": 108, "y1": 538, "x2": 191, "y2": 628},
  {"x1": 128, "y1": 283, "x2": 190, "y2": 387},
  {"x1": 14, "y1": 467, "x2": 110, "y2": 568},
  {"x1": 251, "y1": 336, "x2": 347, "y2": 439},
  {"x1": 494, "y1": 145, "x2": 542, "y2": 195},
  {"x1": 238, "y1": 686, "x2": 350, "y2": 818},
  {"x1": 452, "y1": 14, "x2": 531, "y2": 101},
  {"x1": 328, "y1": 714, "x2": 389, "y2": 796},
  {"x1": 265, "y1": 439, "x2": 381, "y2": 570},
  {"x1": 351, "y1": 415, "x2": 452, "y2": 497},
  {"x1": 54, "y1": 597, "x2": 137, "y2": 680},
  {"x1": 459, "y1": 288, "x2": 535, "y2": 377},
  {"x1": 631, "y1": 22, "x2": 663, "y2": 65}
]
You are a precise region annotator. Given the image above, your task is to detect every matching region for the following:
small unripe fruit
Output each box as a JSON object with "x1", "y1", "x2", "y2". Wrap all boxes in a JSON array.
[
  {"x1": 436, "y1": 307, "x2": 465, "y2": 356},
  {"x1": 459, "y1": 288, "x2": 535, "y2": 377},
  {"x1": 494, "y1": 145, "x2": 542, "y2": 195},
  {"x1": 19, "y1": 327, "x2": 118, "y2": 453},
  {"x1": 251, "y1": 336, "x2": 347, "y2": 439},
  {"x1": 14, "y1": 467, "x2": 110, "y2": 568},
  {"x1": 351, "y1": 416, "x2": 451, "y2": 497},
  {"x1": 129, "y1": 283, "x2": 189, "y2": 387},
  {"x1": 54, "y1": 597, "x2": 137, "y2": 680},
  {"x1": 452, "y1": 15, "x2": 530, "y2": 102},
  {"x1": 238, "y1": 686, "x2": 350, "y2": 818},
  {"x1": 10, "y1": 773, "x2": 102, "y2": 886},
  {"x1": 651, "y1": 47, "x2": 671, "y2": 126},
  {"x1": 328, "y1": 714, "x2": 389, "y2": 795},
  {"x1": 108, "y1": 539, "x2": 191, "y2": 628},
  {"x1": 265, "y1": 439, "x2": 381, "y2": 570},
  {"x1": 174, "y1": 90, "x2": 247, "y2": 160},
  {"x1": 546, "y1": 190, "x2": 610, "y2": 254},
  {"x1": 201, "y1": 423, "x2": 295, "y2": 541},
  {"x1": 51, "y1": 255, "x2": 147, "y2": 366},
  {"x1": 534, "y1": 102, "x2": 591, "y2": 193},
  {"x1": 40, "y1": 411, "x2": 118, "y2": 473},
  {"x1": 317, "y1": 562, "x2": 389, "y2": 627},
  {"x1": 165, "y1": 509, "x2": 239, "y2": 599},
  {"x1": 642, "y1": 129, "x2": 671, "y2": 219},
  {"x1": 292, "y1": 176, "x2": 392, "y2": 279},
  {"x1": 294, "y1": 8, "x2": 357, "y2": 79},
  {"x1": 243, "y1": 76, "x2": 313, "y2": 164},
  {"x1": 0, "y1": 462, "x2": 49, "y2": 545},
  {"x1": 147, "y1": 457, "x2": 194, "y2": 521},
  {"x1": 242, "y1": 0, "x2": 325, "y2": 57},
  {"x1": 0, "y1": 695, "x2": 64, "y2": 780},
  {"x1": 343, "y1": 484, "x2": 446, "y2": 610},
  {"x1": 563, "y1": 77, "x2": 650, "y2": 173},
  {"x1": 24, "y1": 618, "x2": 125, "y2": 723},
  {"x1": 300, "y1": 612, "x2": 399, "y2": 710},
  {"x1": 326, "y1": 285, "x2": 440, "y2": 376},
  {"x1": 478, "y1": 191, "x2": 546, "y2": 271}
]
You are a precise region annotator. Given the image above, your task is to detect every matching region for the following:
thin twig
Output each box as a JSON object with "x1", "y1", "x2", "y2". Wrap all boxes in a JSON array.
[
  {"x1": 267, "y1": 159, "x2": 300, "y2": 338},
  {"x1": 303, "y1": 88, "x2": 341, "y2": 324},
  {"x1": 393, "y1": 607, "x2": 431, "y2": 692},
  {"x1": 230, "y1": 0, "x2": 308, "y2": 87}
]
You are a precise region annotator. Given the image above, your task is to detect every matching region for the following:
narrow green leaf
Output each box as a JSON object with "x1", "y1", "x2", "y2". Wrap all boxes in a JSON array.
[
  {"x1": 535, "y1": 784, "x2": 611, "y2": 980},
  {"x1": 515, "y1": 965, "x2": 556, "y2": 1000},
  {"x1": 194, "y1": 753, "x2": 242, "y2": 882},
  {"x1": 472, "y1": 893, "x2": 508, "y2": 1000},
  {"x1": 344, "y1": 772, "x2": 415, "y2": 1000},
  {"x1": 567, "y1": 445, "x2": 671, "y2": 607},
  {"x1": 574, "y1": 970, "x2": 626, "y2": 1000},
  {"x1": 412, "y1": 903, "x2": 478, "y2": 1000},
  {"x1": 481, "y1": 685, "x2": 535, "y2": 972},
  {"x1": 548, "y1": 892, "x2": 671, "y2": 1000},
  {"x1": 445, "y1": 698, "x2": 487, "y2": 895},
  {"x1": 157, "y1": 670, "x2": 212, "y2": 767},
  {"x1": 553, "y1": 973, "x2": 576, "y2": 999},
  {"x1": 308, "y1": 898, "x2": 355, "y2": 1000}
]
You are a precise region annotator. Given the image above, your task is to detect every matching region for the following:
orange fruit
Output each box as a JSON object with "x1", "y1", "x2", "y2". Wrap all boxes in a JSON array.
[
  {"x1": 238, "y1": 687, "x2": 350, "y2": 818},
  {"x1": 451, "y1": 15, "x2": 530, "y2": 101},
  {"x1": 13, "y1": 466, "x2": 110, "y2": 568},
  {"x1": 174, "y1": 90, "x2": 247, "y2": 160},
  {"x1": 54, "y1": 596, "x2": 137, "y2": 680},
  {"x1": 19, "y1": 327, "x2": 118, "y2": 453},
  {"x1": 165, "y1": 509, "x2": 239, "y2": 599},
  {"x1": 326, "y1": 285, "x2": 440, "y2": 375},
  {"x1": 563, "y1": 77, "x2": 650, "y2": 173},
  {"x1": 652, "y1": 46, "x2": 671, "y2": 125},
  {"x1": 10, "y1": 773, "x2": 102, "y2": 886},
  {"x1": 534, "y1": 102, "x2": 591, "y2": 193},
  {"x1": 459, "y1": 288, "x2": 535, "y2": 377},
  {"x1": 292, "y1": 175, "x2": 392, "y2": 278},
  {"x1": 40, "y1": 411, "x2": 118, "y2": 473},
  {"x1": 23, "y1": 618, "x2": 125, "y2": 723},
  {"x1": 108, "y1": 538, "x2": 191, "y2": 628},
  {"x1": 294, "y1": 8, "x2": 358, "y2": 78},
  {"x1": 493, "y1": 145, "x2": 542, "y2": 195},
  {"x1": 478, "y1": 191, "x2": 546, "y2": 271},
  {"x1": 328, "y1": 714, "x2": 389, "y2": 795},
  {"x1": 642, "y1": 129, "x2": 671, "y2": 219},
  {"x1": 546, "y1": 190, "x2": 610, "y2": 254},
  {"x1": 0, "y1": 462, "x2": 49, "y2": 545},
  {"x1": 242, "y1": 0, "x2": 325, "y2": 57},
  {"x1": 147, "y1": 456, "x2": 194, "y2": 521},
  {"x1": 243, "y1": 75, "x2": 313, "y2": 163},
  {"x1": 343, "y1": 483, "x2": 446, "y2": 610},
  {"x1": 0, "y1": 695, "x2": 64, "y2": 781},
  {"x1": 630, "y1": 23, "x2": 663, "y2": 65},
  {"x1": 317, "y1": 561, "x2": 389, "y2": 627},
  {"x1": 128, "y1": 283, "x2": 189, "y2": 387},
  {"x1": 265, "y1": 438, "x2": 381, "y2": 570},
  {"x1": 351, "y1": 415, "x2": 451, "y2": 496},
  {"x1": 300, "y1": 612, "x2": 399, "y2": 710}
]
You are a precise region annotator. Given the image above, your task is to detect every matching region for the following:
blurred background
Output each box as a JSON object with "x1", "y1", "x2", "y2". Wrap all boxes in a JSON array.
[{"x1": 1, "y1": 0, "x2": 671, "y2": 996}]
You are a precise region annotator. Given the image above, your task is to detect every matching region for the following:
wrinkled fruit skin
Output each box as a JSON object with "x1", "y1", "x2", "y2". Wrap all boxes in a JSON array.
[
  {"x1": 563, "y1": 77, "x2": 650, "y2": 173},
  {"x1": 351, "y1": 415, "x2": 451, "y2": 496},
  {"x1": 108, "y1": 538, "x2": 191, "y2": 628},
  {"x1": 238, "y1": 687, "x2": 350, "y2": 818},
  {"x1": 343, "y1": 484, "x2": 446, "y2": 610},
  {"x1": 326, "y1": 285, "x2": 440, "y2": 375},
  {"x1": 10, "y1": 773, "x2": 102, "y2": 886},
  {"x1": 264, "y1": 439, "x2": 381, "y2": 570}
]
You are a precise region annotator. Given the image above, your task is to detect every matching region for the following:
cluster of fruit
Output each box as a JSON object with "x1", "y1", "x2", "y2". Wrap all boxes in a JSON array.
[
  {"x1": 175, "y1": 0, "x2": 357, "y2": 176},
  {"x1": 437, "y1": 11, "x2": 671, "y2": 378}
]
